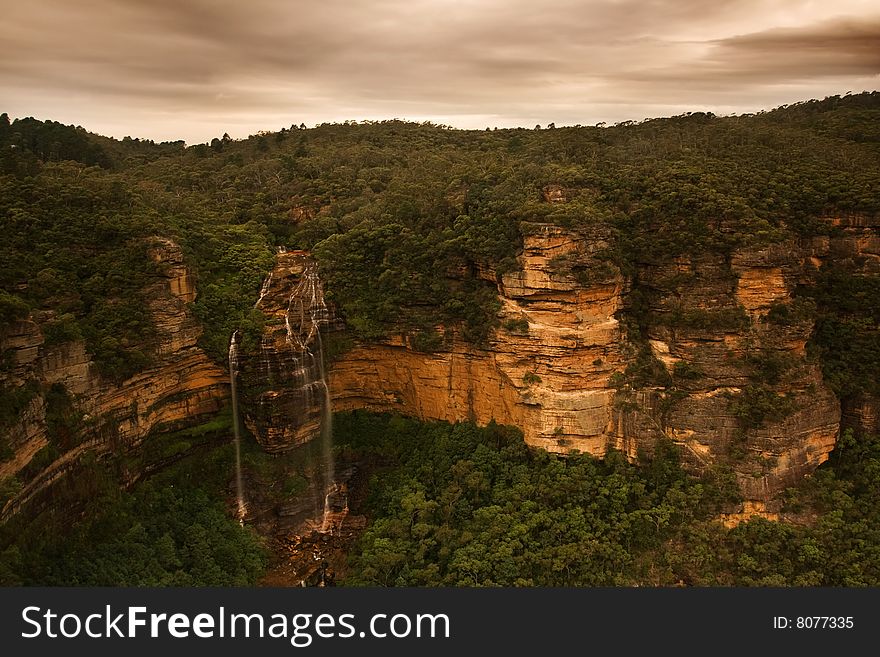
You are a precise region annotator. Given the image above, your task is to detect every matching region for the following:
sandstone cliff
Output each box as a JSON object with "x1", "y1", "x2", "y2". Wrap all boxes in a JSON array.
[
  {"x1": 331, "y1": 223, "x2": 626, "y2": 457},
  {"x1": 243, "y1": 218, "x2": 878, "y2": 512},
  {"x1": 627, "y1": 240, "x2": 839, "y2": 503},
  {"x1": 820, "y1": 215, "x2": 880, "y2": 438},
  {"x1": 238, "y1": 249, "x2": 338, "y2": 453},
  {"x1": 0, "y1": 238, "x2": 228, "y2": 520}
]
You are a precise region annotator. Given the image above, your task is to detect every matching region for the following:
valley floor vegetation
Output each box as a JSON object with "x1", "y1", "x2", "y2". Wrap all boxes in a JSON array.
[
  {"x1": 3, "y1": 411, "x2": 877, "y2": 587},
  {"x1": 336, "y1": 413, "x2": 880, "y2": 587}
]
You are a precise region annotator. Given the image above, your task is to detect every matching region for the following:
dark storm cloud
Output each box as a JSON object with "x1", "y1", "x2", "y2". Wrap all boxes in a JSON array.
[
  {"x1": 620, "y1": 17, "x2": 880, "y2": 86},
  {"x1": 709, "y1": 18, "x2": 880, "y2": 77},
  {"x1": 1, "y1": 0, "x2": 877, "y2": 142}
]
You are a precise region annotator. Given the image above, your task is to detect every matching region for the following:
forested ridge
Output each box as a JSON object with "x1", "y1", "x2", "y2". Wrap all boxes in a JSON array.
[
  {"x1": 1, "y1": 93, "x2": 879, "y2": 586},
  {"x1": 2, "y1": 93, "x2": 878, "y2": 371}
]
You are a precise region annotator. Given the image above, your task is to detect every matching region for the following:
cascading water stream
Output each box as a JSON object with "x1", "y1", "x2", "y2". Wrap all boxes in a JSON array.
[
  {"x1": 228, "y1": 331, "x2": 247, "y2": 523},
  {"x1": 316, "y1": 328, "x2": 335, "y2": 531},
  {"x1": 247, "y1": 259, "x2": 338, "y2": 533},
  {"x1": 254, "y1": 271, "x2": 273, "y2": 308},
  {"x1": 280, "y1": 263, "x2": 337, "y2": 532}
]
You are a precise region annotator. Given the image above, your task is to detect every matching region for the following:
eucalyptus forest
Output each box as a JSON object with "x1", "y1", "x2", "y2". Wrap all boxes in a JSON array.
[{"x1": 1, "y1": 93, "x2": 879, "y2": 586}]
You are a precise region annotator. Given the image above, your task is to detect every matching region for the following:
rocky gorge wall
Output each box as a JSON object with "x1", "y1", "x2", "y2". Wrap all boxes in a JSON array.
[
  {"x1": 0, "y1": 238, "x2": 228, "y2": 520},
  {"x1": 330, "y1": 223, "x2": 625, "y2": 457},
  {"x1": 244, "y1": 216, "x2": 879, "y2": 511},
  {"x1": 2, "y1": 216, "x2": 876, "y2": 522},
  {"x1": 825, "y1": 215, "x2": 880, "y2": 438}
]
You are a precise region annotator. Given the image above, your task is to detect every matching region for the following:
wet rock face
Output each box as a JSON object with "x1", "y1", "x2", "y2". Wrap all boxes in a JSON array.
[
  {"x1": 238, "y1": 250, "x2": 336, "y2": 453},
  {"x1": 244, "y1": 221, "x2": 863, "y2": 506},
  {"x1": 0, "y1": 238, "x2": 228, "y2": 520}
]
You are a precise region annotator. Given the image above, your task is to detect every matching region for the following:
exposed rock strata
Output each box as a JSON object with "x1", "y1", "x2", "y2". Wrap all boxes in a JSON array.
[
  {"x1": 244, "y1": 220, "x2": 880, "y2": 508},
  {"x1": 816, "y1": 215, "x2": 880, "y2": 437},
  {"x1": 332, "y1": 224, "x2": 626, "y2": 457},
  {"x1": 238, "y1": 250, "x2": 338, "y2": 452},
  {"x1": 0, "y1": 238, "x2": 228, "y2": 520},
  {"x1": 4, "y1": 216, "x2": 876, "y2": 521}
]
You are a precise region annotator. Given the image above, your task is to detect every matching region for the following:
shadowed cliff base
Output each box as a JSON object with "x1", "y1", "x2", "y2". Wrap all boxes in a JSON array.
[{"x1": 2, "y1": 408, "x2": 879, "y2": 587}]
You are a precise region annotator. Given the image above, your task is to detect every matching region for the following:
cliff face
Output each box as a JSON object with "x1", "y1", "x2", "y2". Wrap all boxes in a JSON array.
[
  {"x1": 627, "y1": 241, "x2": 840, "y2": 502},
  {"x1": 0, "y1": 238, "x2": 228, "y2": 520},
  {"x1": 331, "y1": 223, "x2": 626, "y2": 457},
  {"x1": 238, "y1": 250, "x2": 337, "y2": 453},
  {"x1": 245, "y1": 218, "x2": 880, "y2": 509},
  {"x1": 823, "y1": 215, "x2": 880, "y2": 438}
]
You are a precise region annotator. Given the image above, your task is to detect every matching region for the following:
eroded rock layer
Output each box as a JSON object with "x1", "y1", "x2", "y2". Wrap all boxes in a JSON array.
[
  {"x1": 0, "y1": 238, "x2": 228, "y2": 519},
  {"x1": 331, "y1": 223, "x2": 626, "y2": 457},
  {"x1": 243, "y1": 220, "x2": 878, "y2": 507},
  {"x1": 238, "y1": 250, "x2": 337, "y2": 452}
]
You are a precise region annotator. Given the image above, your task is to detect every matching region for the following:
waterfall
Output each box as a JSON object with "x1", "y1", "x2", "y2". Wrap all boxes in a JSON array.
[
  {"x1": 316, "y1": 329, "x2": 335, "y2": 531},
  {"x1": 228, "y1": 331, "x2": 247, "y2": 523},
  {"x1": 254, "y1": 271, "x2": 273, "y2": 308},
  {"x1": 282, "y1": 263, "x2": 336, "y2": 531},
  {"x1": 249, "y1": 259, "x2": 337, "y2": 533}
]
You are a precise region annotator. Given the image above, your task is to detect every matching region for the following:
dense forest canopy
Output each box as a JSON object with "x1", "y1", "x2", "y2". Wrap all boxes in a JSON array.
[
  {"x1": 337, "y1": 413, "x2": 880, "y2": 587},
  {"x1": 1, "y1": 94, "x2": 879, "y2": 587},
  {"x1": 1, "y1": 93, "x2": 878, "y2": 376}
]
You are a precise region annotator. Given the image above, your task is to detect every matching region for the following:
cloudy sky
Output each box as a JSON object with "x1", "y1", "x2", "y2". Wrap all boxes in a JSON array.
[{"x1": 1, "y1": 0, "x2": 878, "y2": 143}]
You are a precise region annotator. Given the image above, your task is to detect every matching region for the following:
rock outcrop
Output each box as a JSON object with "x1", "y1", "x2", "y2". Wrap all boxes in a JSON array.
[
  {"x1": 817, "y1": 215, "x2": 880, "y2": 438},
  {"x1": 331, "y1": 223, "x2": 626, "y2": 457},
  {"x1": 238, "y1": 250, "x2": 337, "y2": 453},
  {"x1": 243, "y1": 220, "x2": 874, "y2": 510},
  {"x1": 624, "y1": 240, "x2": 841, "y2": 502},
  {"x1": 0, "y1": 238, "x2": 228, "y2": 520}
]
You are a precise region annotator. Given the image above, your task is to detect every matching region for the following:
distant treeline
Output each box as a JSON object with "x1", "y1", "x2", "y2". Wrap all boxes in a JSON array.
[{"x1": 1, "y1": 93, "x2": 878, "y2": 383}]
